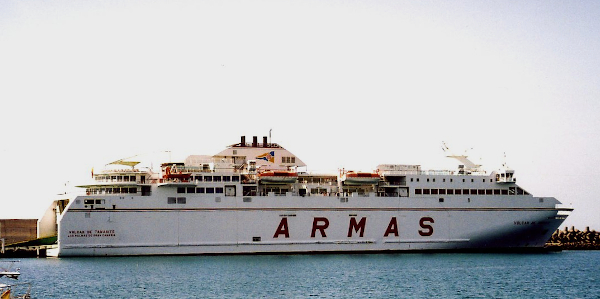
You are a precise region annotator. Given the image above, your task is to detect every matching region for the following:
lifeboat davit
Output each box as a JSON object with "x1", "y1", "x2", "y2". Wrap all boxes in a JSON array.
[
  {"x1": 343, "y1": 171, "x2": 381, "y2": 185},
  {"x1": 259, "y1": 171, "x2": 298, "y2": 184}
]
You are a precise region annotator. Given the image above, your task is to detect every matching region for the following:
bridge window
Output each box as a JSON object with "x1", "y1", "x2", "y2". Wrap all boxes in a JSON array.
[{"x1": 282, "y1": 157, "x2": 296, "y2": 163}]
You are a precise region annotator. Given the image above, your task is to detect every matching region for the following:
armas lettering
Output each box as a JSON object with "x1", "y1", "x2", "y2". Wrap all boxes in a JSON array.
[
  {"x1": 311, "y1": 217, "x2": 329, "y2": 237},
  {"x1": 348, "y1": 217, "x2": 366, "y2": 237},
  {"x1": 273, "y1": 217, "x2": 290, "y2": 238},
  {"x1": 384, "y1": 217, "x2": 399, "y2": 237},
  {"x1": 418, "y1": 217, "x2": 434, "y2": 236},
  {"x1": 272, "y1": 216, "x2": 435, "y2": 239}
]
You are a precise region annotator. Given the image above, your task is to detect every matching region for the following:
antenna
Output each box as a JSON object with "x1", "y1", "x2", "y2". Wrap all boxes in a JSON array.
[
  {"x1": 501, "y1": 152, "x2": 512, "y2": 170},
  {"x1": 441, "y1": 141, "x2": 482, "y2": 172}
]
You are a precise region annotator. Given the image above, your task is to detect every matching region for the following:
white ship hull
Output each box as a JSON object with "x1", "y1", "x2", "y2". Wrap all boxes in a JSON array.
[
  {"x1": 54, "y1": 193, "x2": 567, "y2": 256},
  {"x1": 40, "y1": 136, "x2": 571, "y2": 256}
]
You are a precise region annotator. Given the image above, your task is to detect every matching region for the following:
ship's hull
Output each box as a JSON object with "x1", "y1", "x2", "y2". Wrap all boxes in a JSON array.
[{"x1": 54, "y1": 194, "x2": 568, "y2": 257}]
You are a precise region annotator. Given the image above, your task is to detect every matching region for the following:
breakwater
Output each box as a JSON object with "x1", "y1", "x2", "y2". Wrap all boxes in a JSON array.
[{"x1": 547, "y1": 226, "x2": 600, "y2": 250}]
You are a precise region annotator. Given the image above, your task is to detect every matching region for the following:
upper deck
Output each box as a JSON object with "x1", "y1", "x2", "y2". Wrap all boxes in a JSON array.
[
  {"x1": 77, "y1": 135, "x2": 525, "y2": 199},
  {"x1": 74, "y1": 136, "x2": 529, "y2": 202}
]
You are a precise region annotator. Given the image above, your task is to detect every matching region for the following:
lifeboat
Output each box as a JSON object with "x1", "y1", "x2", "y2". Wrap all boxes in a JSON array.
[
  {"x1": 343, "y1": 171, "x2": 381, "y2": 185},
  {"x1": 259, "y1": 171, "x2": 298, "y2": 184},
  {"x1": 163, "y1": 165, "x2": 192, "y2": 180}
]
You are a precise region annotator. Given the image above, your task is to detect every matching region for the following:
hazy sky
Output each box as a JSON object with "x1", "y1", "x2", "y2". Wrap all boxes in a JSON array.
[{"x1": 1, "y1": 0, "x2": 599, "y2": 230}]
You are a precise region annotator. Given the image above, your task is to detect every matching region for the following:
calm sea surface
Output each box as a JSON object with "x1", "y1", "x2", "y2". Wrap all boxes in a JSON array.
[{"x1": 2, "y1": 251, "x2": 599, "y2": 298}]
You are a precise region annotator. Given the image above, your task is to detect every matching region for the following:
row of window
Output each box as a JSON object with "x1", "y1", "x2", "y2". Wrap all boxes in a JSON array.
[
  {"x1": 84, "y1": 199, "x2": 104, "y2": 205},
  {"x1": 298, "y1": 177, "x2": 337, "y2": 184},
  {"x1": 94, "y1": 174, "x2": 505, "y2": 185},
  {"x1": 86, "y1": 187, "x2": 137, "y2": 195},
  {"x1": 177, "y1": 187, "x2": 225, "y2": 194},
  {"x1": 167, "y1": 197, "x2": 187, "y2": 204},
  {"x1": 192, "y1": 175, "x2": 240, "y2": 182},
  {"x1": 95, "y1": 175, "x2": 143, "y2": 182},
  {"x1": 282, "y1": 156, "x2": 296, "y2": 163},
  {"x1": 85, "y1": 186, "x2": 528, "y2": 197},
  {"x1": 411, "y1": 177, "x2": 495, "y2": 183},
  {"x1": 414, "y1": 187, "x2": 529, "y2": 196}
]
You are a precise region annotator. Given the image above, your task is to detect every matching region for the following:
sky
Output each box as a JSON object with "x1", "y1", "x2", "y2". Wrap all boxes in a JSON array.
[{"x1": 1, "y1": 0, "x2": 599, "y2": 231}]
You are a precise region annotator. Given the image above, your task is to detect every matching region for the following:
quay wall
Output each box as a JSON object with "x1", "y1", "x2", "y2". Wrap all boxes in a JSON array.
[
  {"x1": 0, "y1": 219, "x2": 37, "y2": 244},
  {"x1": 1, "y1": 219, "x2": 39, "y2": 257}
]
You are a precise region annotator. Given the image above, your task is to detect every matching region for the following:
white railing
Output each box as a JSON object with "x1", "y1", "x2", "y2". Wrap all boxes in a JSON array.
[{"x1": 380, "y1": 169, "x2": 488, "y2": 176}]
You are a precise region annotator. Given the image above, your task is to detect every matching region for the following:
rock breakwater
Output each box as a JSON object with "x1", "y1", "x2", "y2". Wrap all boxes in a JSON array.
[{"x1": 547, "y1": 226, "x2": 600, "y2": 250}]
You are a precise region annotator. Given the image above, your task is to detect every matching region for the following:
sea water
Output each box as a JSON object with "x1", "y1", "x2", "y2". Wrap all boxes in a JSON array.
[{"x1": 3, "y1": 251, "x2": 599, "y2": 298}]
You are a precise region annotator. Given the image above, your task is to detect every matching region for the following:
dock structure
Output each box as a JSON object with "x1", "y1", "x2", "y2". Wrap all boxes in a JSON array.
[
  {"x1": 0, "y1": 219, "x2": 37, "y2": 245},
  {"x1": 0, "y1": 219, "x2": 55, "y2": 257}
]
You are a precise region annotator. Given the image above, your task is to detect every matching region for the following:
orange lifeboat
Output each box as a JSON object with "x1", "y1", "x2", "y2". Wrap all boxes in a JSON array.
[
  {"x1": 163, "y1": 165, "x2": 192, "y2": 180},
  {"x1": 343, "y1": 171, "x2": 381, "y2": 185},
  {"x1": 259, "y1": 171, "x2": 298, "y2": 184}
]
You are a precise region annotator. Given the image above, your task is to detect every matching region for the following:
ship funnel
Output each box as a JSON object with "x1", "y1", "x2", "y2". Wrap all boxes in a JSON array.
[
  {"x1": 252, "y1": 136, "x2": 258, "y2": 147},
  {"x1": 263, "y1": 136, "x2": 268, "y2": 147},
  {"x1": 241, "y1": 136, "x2": 246, "y2": 146}
]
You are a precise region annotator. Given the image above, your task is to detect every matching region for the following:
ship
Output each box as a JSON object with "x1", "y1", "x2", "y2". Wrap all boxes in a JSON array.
[{"x1": 38, "y1": 135, "x2": 572, "y2": 256}]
